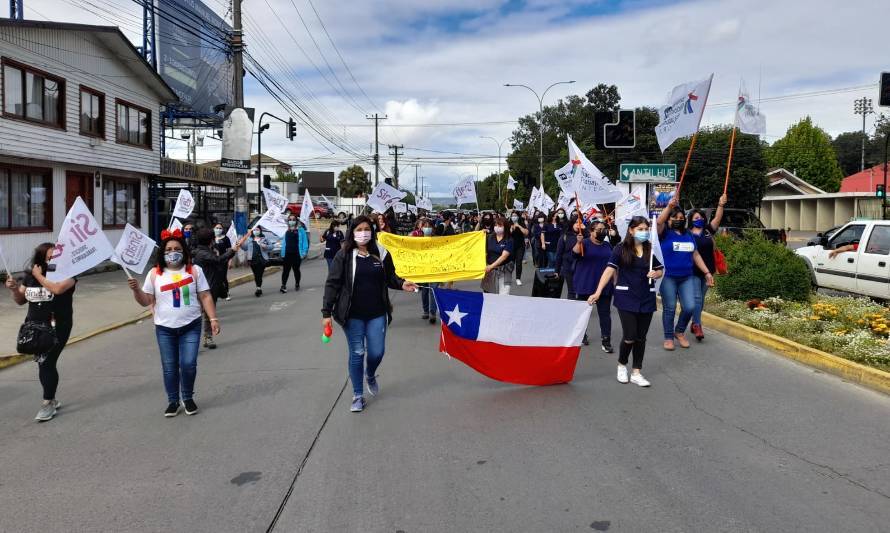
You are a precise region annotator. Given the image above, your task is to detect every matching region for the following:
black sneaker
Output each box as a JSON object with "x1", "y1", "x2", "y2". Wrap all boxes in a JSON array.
[
  {"x1": 164, "y1": 402, "x2": 181, "y2": 417},
  {"x1": 601, "y1": 337, "x2": 614, "y2": 354},
  {"x1": 255, "y1": 288, "x2": 262, "y2": 297},
  {"x1": 183, "y1": 399, "x2": 199, "y2": 416},
  {"x1": 280, "y1": 285, "x2": 287, "y2": 294},
  {"x1": 582, "y1": 334, "x2": 590, "y2": 346},
  {"x1": 294, "y1": 285, "x2": 300, "y2": 291},
  {"x1": 429, "y1": 315, "x2": 437, "y2": 324},
  {"x1": 422, "y1": 313, "x2": 429, "y2": 320}
]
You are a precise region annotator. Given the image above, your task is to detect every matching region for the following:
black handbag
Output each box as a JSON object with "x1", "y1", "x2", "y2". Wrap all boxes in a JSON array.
[{"x1": 16, "y1": 320, "x2": 58, "y2": 356}]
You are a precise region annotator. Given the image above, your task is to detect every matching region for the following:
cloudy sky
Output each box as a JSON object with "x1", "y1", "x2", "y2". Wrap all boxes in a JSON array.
[{"x1": 25, "y1": 0, "x2": 890, "y2": 196}]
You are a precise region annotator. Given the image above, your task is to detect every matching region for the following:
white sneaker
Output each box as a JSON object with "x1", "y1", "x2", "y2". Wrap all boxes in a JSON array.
[
  {"x1": 616, "y1": 365, "x2": 629, "y2": 384},
  {"x1": 630, "y1": 373, "x2": 651, "y2": 387},
  {"x1": 515, "y1": 279, "x2": 523, "y2": 286}
]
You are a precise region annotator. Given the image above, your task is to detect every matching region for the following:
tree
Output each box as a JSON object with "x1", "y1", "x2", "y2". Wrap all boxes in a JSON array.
[
  {"x1": 337, "y1": 165, "x2": 370, "y2": 197},
  {"x1": 832, "y1": 131, "x2": 868, "y2": 176},
  {"x1": 768, "y1": 117, "x2": 844, "y2": 192},
  {"x1": 276, "y1": 169, "x2": 297, "y2": 182}
]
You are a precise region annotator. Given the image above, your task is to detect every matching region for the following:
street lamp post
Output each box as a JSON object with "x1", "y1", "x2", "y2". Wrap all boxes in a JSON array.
[
  {"x1": 504, "y1": 81, "x2": 575, "y2": 189},
  {"x1": 480, "y1": 136, "x2": 509, "y2": 201},
  {"x1": 854, "y1": 97, "x2": 874, "y2": 173}
]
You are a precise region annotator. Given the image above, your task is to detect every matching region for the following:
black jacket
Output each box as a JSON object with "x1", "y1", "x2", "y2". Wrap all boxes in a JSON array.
[
  {"x1": 192, "y1": 244, "x2": 236, "y2": 297},
  {"x1": 322, "y1": 243, "x2": 405, "y2": 326}
]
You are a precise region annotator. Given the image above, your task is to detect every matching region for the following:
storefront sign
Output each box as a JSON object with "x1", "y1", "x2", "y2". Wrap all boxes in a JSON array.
[{"x1": 160, "y1": 158, "x2": 241, "y2": 187}]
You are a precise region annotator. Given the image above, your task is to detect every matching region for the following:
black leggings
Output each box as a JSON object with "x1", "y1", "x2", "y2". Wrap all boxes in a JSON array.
[
  {"x1": 281, "y1": 254, "x2": 302, "y2": 287},
  {"x1": 39, "y1": 320, "x2": 72, "y2": 400},
  {"x1": 617, "y1": 310, "x2": 653, "y2": 369},
  {"x1": 250, "y1": 261, "x2": 265, "y2": 287},
  {"x1": 513, "y1": 245, "x2": 525, "y2": 279}
]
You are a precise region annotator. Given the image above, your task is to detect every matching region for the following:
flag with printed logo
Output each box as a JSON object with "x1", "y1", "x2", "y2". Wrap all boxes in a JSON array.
[
  {"x1": 171, "y1": 189, "x2": 195, "y2": 220},
  {"x1": 655, "y1": 74, "x2": 713, "y2": 152},
  {"x1": 110, "y1": 224, "x2": 156, "y2": 275},
  {"x1": 367, "y1": 182, "x2": 407, "y2": 213},
  {"x1": 735, "y1": 80, "x2": 766, "y2": 136},
  {"x1": 48, "y1": 197, "x2": 114, "y2": 281},
  {"x1": 299, "y1": 190, "x2": 314, "y2": 226},
  {"x1": 262, "y1": 187, "x2": 289, "y2": 215},
  {"x1": 554, "y1": 136, "x2": 623, "y2": 206},
  {"x1": 506, "y1": 176, "x2": 517, "y2": 191},
  {"x1": 452, "y1": 177, "x2": 477, "y2": 207}
]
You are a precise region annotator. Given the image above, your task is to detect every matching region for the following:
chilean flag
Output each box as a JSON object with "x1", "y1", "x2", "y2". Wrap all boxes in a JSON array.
[{"x1": 434, "y1": 289, "x2": 593, "y2": 386}]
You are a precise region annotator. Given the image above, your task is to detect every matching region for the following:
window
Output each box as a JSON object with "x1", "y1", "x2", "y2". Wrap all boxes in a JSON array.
[
  {"x1": 0, "y1": 167, "x2": 51, "y2": 231},
  {"x1": 79, "y1": 86, "x2": 104, "y2": 137},
  {"x1": 102, "y1": 177, "x2": 140, "y2": 228},
  {"x1": 115, "y1": 100, "x2": 150, "y2": 148},
  {"x1": 830, "y1": 224, "x2": 865, "y2": 248},
  {"x1": 865, "y1": 226, "x2": 890, "y2": 255},
  {"x1": 1, "y1": 59, "x2": 65, "y2": 127}
]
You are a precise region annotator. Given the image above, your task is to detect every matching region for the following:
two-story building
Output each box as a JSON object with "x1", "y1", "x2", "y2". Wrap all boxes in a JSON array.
[{"x1": 0, "y1": 19, "x2": 177, "y2": 271}]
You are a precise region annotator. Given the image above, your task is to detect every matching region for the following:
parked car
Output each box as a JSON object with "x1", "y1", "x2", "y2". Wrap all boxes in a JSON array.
[
  {"x1": 247, "y1": 215, "x2": 283, "y2": 265},
  {"x1": 795, "y1": 220, "x2": 890, "y2": 299},
  {"x1": 697, "y1": 208, "x2": 782, "y2": 242},
  {"x1": 807, "y1": 225, "x2": 842, "y2": 246}
]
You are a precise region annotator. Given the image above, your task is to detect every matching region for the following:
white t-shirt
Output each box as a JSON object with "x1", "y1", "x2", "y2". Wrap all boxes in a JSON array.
[{"x1": 142, "y1": 265, "x2": 210, "y2": 328}]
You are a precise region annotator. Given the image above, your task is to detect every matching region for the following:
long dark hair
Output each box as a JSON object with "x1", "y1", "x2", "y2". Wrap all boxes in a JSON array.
[
  {"x1": 154, "y1": 235, "x2": 193, "y2": 274},
  {"x1": 619, "y1": 216, "x2": 652, "y2": 268},
  {"x1": 344, "y1": 215, "x2": 380, "y2": 256},
  {"x1": 30, "y1": 242, "x2": 55, "y2": 275},
  {"x1": 687, "y1": 208, "x2": 709, "y2": 230}
]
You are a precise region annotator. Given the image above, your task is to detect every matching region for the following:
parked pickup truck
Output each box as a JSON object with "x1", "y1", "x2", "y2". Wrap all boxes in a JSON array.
[
  {"x1": 698, "y1": 208, "x2": 782, "y2": 242},
  {"x1": 795, "y1": 220, "x2": 890, "y2": 299}
]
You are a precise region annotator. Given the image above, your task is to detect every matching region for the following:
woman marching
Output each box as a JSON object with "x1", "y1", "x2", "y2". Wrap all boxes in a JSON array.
[
  {"x1": 5, "y1": 243, "x2": 76, "y2": 422},
  {"x1": 243, "y1": 226, "x2": 271, "y2": 297},
  {"x1": 573, "y1": 219, "x2": 614, "y2": 352},
  {"x1": 482, "y1": 216, "x2": 513, "y2": 295},
  {"x1": 412, "y1": 218, "x2": 439, "y2": 323},
  {"x1": 541, "y1": 212, "x2": 562, "y2": 268},
  {"x1": 212, "y1": 223, "x2": 233, "y2": 300},
  {"x1": 531, "y1": 211, "x2": 546, "y2": 267},
  {"x1": 656, "y1": 197, "x2": 715, "y2": 350},
  {"x1": 555, "y1": 217, "x2": 581, "y2": 300},
  {"x1": 688, "y1": 194, "x2": 727, "y2": 341},
  {"x1": 280, "y1": 214, "x2": 309, "y2": 293},
  {"x1": 588, "y1": 216, "x2": 664, "y2": 386},
  {"x1": 322, "y1": 216, "x2": 417, "y2": 413},
  {"x1": 321, "y1": 220, "x2": 345, "y2": 269},
  {"x1": 128, "y1": 229, "x2": 220, "y2": 416},
  {"x1": 509, "y1": 210, "x2": 528, "y2": 286}
]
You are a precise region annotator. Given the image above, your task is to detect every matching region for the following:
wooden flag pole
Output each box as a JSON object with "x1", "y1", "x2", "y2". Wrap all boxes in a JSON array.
[
  {"x1": 674, "y1": 131, "x2": 699, "y2": 199},
  {"x1": 723, "y1": 126, "x2": 738, "y2": 195}
]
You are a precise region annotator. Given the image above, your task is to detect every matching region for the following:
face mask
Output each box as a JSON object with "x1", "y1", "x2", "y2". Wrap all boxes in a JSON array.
[
  {"x1": 634, "y1": 231, "x2": 650, "y2": 243},
  {"x1": 595, "y1": 229, "x2": 608, "y2": 240},
  {"x1": 422, "y1": 227, "x2": 433, "y2": 236},
  {"x1": 671, "y1": 219, "x2": 686, "y2": 231},
  {"x1": 557, "y1": 213, "x2": 565, "y2": 219},
  {"x1": 494, "y1": 226, "x2": 504, "y2": 236},
  {"x1": 692, "y1": 219, "x2": 705, "y2": 228},
  {"x1": 538, "y1": 218, "x2": 545, "y2": 224},
  {"x1": 354, "y1": 230, "x2": 372, "y2": 245},
  {"x1": 183, "y1": 230, "x2": 191, "y2": 238},
  {"x1": 213, "y1": 228, "x2": 223, "y2": 236},
  {"x1": 288, "y1": 220, "x2": 297, "y2": 227},
  {"x1": 164, "y1": 251, "x2": 184, "y2": 266},
  {"x1": 253, "y1": 230, "x2": 261, "y2": 236},
  {"x1": 511, "y1": 216, "x2": 519, "y2": 223}
]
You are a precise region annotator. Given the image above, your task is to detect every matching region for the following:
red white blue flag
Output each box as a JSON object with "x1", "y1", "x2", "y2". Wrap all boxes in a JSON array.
[{"x1": 434, "y1": 288, "x2": 592, "y2": 385}]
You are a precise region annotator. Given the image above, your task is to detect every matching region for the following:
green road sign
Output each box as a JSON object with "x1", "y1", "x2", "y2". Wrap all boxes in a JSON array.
[{"x1": 620, "y1": 163, "x2": 678, "y2": 182}]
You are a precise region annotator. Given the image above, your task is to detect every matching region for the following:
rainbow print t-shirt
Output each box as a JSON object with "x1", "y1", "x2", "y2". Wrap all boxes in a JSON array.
[{"x1": 143, "y1": 265, "x2": 210, "y2": 328}]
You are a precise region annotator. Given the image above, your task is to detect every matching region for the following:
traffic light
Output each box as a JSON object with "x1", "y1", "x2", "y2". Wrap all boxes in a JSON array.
[
  {"x1": 594, "y1": 110, "x2": 636, "y2": 149},
  {"x1": 876, "y1": 184, "x2": 885, "y2": 199},
  {"x1": 287, "y1": 118, "x2": 297, "y2": 141},
  {"x1": 880, "y1": 72, "x2": 890, "y2": 108}
]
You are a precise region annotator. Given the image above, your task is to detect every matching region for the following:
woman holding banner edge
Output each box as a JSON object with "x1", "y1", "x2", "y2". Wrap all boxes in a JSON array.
[{"x1": 322, "y1": 215, "x2": 417, "y2": 413}]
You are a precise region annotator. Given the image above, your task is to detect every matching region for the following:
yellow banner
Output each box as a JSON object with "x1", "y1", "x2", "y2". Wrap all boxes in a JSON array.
[{"x1": 378, "y1": 231, "x2": 486, "y2": 282}]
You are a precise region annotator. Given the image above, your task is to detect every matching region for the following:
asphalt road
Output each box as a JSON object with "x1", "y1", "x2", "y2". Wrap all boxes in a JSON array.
[{"x1": 1, "y1": 258, "x2": 889, "y2": 533}]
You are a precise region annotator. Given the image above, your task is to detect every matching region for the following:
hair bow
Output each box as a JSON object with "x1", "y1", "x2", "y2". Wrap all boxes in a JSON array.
[{"x1": 161, "y1": 228, "x2": 183, "y2": 240}]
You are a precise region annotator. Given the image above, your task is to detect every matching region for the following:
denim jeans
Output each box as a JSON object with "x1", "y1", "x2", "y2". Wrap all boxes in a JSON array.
[
  {"x1": 659, "y1": 275, "x2": 696, "y2": 339},
  {"x1": 421, "y1": 283, "x2": 439, "y2": 316},
  {"x1": 325, "y1": 257, "x2": 333, "y2": 269},
  {"x1": 155, "y1": 318, "x2": 202, "y2": 403},
  {"x1": 344, "y1": 315, "x2": 388, "y2": 397},
  {"x1": 691, "y1": 275, "x2": 709, "y2": 326}
]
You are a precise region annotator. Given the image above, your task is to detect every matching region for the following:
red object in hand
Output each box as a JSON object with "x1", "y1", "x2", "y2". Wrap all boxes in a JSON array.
[{"x1": 324, "y1": 324, "x2": 333, "y2": 337}]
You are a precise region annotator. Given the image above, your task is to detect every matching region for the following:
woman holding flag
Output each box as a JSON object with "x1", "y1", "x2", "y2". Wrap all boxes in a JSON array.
[
  {"x1": 321, "y1": 216, "x2": 417, "y2": 413},
  {"x1": 482, "y1": 216, "x2": 513, "y2": 295},
  {"x1": 573, "y1": 219, "x2": 613, "y2": 352},
  {"x1": 688, "y1": 194, "x2": 727, "y2": 341},
  {"x1": 588, "y1": 216, "x2": 664, "y2": 386},
  {"x1": 242, "y1": 226, "x2": 271, "y2": 297},
  {"x1": 128, "y1": 229, "x2": 220, "y2": 417},
  {"x1": 510, "y1": 211, "x2": 528, "y2": 286}
]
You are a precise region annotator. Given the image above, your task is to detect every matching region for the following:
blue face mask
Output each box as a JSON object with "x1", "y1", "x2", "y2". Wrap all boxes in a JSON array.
[
  {"x1": 422, "y1": 227, "x2": 433, "y2": 236},
  {"x1": 634, "y1": 231, "x2": 650, "y2": 243},
  {"x1": 183, "y1": 230, "x2": 191, "y2": 238},
  {"x1": 692, "y1": 219, "x2": 705, "y2": 228}
]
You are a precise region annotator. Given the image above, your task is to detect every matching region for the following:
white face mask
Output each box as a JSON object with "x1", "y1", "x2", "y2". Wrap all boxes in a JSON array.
[
  {"x1": 494, "y1": 226, "x2": 504, "y2": 236},
  {"x1": 354, "y1": 230, "x2": 372, "y2": 245}
]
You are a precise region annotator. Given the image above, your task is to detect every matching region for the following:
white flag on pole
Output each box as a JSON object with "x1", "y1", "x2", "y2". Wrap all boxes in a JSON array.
[
  {"x1": 169, "y1": 218, "x2": 183, "y2": 233},
  {"x1": 557, "y1": 191, "x2": 574, "y2": 212},
  {"x1": 452, "y1": 176, "x2": 477, "y2": 206},
  {"x1": 254, "y1": 208, "x2": 289, "y2": 237},
  {"x1": 299, "y1": 190, "x2": 314, "y2": 226},
  {"x1": 417, "y1": 196, "x2": 433, "y2": 211},
  {"x1": 367, "y1": 182, "x2": 407, "y2": 213},
  {"x1": 615, "y1": 185, "x2": 648, "y2": 238},
  {"x1": 393, "y1": 202, "x2": 408, "y2": 214},
  {"x1": 506, "y1": 176, "x2": 517, "y2": 191},
  {"x1": 513, "y1": 199, "x2": 524, "y2": 210},
  {"x1": 540, "y1": 190, "x2": 555, "y2": 212},
  {"x1": 736, "y1": 80, "x2": 766, "y2": 136},
  {"x1": 527, "y1": 186, "x2": 541, "y2": 213},
  {"x1": 262, "y1": 187, "x2": 289, "y2": 215},
  {"x1": 47, "y1": 197, "x2": 114, "y2": 281},
  {"x1": 319, "y1": 194, "x2": 335, "y2": 208},
  {"x1": 0, "y1": 238, "x2": 12, "y2": 275},
  {"x1": 110, "y1": 223, "x2": 156, "y2": 275},
  {"x1": 407, "y1": 204, "x2": 418, "y2": 215},
  {"x1": 554, "y1": 135, "x2": 624, "y2": 206},
  {"x1": 225, "y1": 217, "x2": 238, "y2": 245},
  {"x1": 171, "y1": 189, "x2": 195, "y2": 220},
  {"x1": 655, "y1": 74, "x2": 713, "y2": 152}
]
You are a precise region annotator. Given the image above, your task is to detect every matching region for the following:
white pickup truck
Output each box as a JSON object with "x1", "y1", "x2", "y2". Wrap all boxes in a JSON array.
[{"x1": 796, "y1": 220, "x2": 890, "y2": 299}]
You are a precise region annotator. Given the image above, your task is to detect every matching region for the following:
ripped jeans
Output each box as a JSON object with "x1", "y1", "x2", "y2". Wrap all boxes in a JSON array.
[{"x1": 344, "y1": 315, "x2": 388, "y2": 397}]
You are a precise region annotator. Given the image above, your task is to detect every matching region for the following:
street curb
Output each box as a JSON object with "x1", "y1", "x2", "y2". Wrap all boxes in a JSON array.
[
  {"x1": 702, "y1": 310, "x2": 890, "y2": 396},
  {"x1": 0, "y1": 266, "x2": 282, "y2": 370}
]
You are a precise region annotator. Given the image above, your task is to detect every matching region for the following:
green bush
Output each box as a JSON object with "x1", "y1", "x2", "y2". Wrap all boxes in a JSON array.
[{"x1": 714, "y1": 231, "x2": 811, "y2": 302}]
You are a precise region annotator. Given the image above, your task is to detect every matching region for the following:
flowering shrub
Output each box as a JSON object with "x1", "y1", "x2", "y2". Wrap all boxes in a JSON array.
[{"x1": 706, "y1": 293, "x2": 890, "y2": 372}]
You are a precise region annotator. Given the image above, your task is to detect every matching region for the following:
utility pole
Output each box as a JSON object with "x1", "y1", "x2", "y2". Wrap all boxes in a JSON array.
[
  {"x1": 389, "y1": 144, "x2": 404, "y2": 188},
  {"x1": 854, "y1": 97, "x2": 874, "y2": 172},
  {"x1": 410, "y1": 164, "x2": 421, "y2": 196},
  {"x1": 366, "y1": 114, "x2": 387, "y2": 186},
  {"x1": 232, "y1": 0, "x2": 247, "y2": 233}
]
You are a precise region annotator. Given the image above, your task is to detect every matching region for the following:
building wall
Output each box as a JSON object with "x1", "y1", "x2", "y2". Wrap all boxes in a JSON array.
[{"x1": 0, "y1": 25, "x2": 162, "y2": 174}]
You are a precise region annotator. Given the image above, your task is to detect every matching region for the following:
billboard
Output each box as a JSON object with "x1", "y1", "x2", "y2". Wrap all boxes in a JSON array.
[{"x1": 157, "y1": 0, "x2": 233, "y2": 119}]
